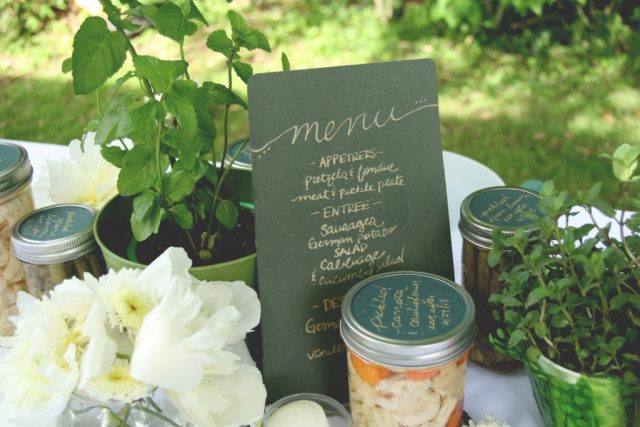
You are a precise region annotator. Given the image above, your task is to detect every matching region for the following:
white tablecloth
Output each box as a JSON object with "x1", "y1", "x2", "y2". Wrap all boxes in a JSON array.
[{"x1": 5, "y1": 139, "x2": 544, "y2": 427}]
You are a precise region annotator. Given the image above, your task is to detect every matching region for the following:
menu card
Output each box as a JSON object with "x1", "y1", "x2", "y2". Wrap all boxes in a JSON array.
[{"x1": 248, "y1": 59, "x2": 453, "y2": 402}]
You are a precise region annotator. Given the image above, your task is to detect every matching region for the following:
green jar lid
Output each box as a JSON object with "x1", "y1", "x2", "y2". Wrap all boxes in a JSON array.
[
  {"x1": 0, "y1": 142, "x2": 33, "y2": 198},
  {"x1": 459, "y1": 186, "x2": 542, "y2": 249},
  {"x1": 11, "y1": 204, "x2": 97, "y2": 264},
  {"x1": 340, "y1": 271, "x2": 476, "y2": 368},
  {"x1": 225, "y1": 138, "x2": 252, "y2": 170}
]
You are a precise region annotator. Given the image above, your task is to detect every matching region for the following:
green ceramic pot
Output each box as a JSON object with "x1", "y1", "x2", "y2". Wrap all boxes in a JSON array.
[
  {"x1": 525, "y1": 355, "x2": 638, "y2": 427},
  {"x1": 93, "y1": 169, "x2": 256, "y2": 287}
]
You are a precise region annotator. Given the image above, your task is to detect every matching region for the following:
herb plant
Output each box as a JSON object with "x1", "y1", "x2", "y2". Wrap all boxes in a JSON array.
[
  {"x1": 65, "y1": 0, "x2": 280, "y2": 263},
  {"x1": 488, "y1": 144, "x2": 640, "y2": 385}
]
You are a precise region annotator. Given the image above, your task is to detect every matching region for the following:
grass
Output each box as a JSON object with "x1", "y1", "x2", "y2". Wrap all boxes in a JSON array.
[{"x1": 1, "y1": 1, "x2": 638, "y2": 205}]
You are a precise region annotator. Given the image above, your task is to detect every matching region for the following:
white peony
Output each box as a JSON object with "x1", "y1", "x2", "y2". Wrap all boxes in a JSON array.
[
  {"x1": 0, "y1": 247, "x2": 266, "y2": 427},
  {"x1": 0, "y1": 294, "x2": 80, "y2": 427},
  {"x1": 36, "y1": 132, "x2": 119, "y2": 208},
  {"x1": 130, "y1": 249, "x2": 266, "y2": 427}
]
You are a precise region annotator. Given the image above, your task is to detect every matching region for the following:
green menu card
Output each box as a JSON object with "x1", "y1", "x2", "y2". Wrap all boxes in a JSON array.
[{"x1": 248, "y1": 58, "x2": 453, "y2": 402}]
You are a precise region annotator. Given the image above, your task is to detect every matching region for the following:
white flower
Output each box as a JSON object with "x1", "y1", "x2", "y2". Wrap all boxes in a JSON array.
[
  {"x1": 99, "y1": 247, "x2": 193, "y2": 333},
  {"x1": 83, "y1": 359, "x2": 152, "y2": 403},
  {"x1": 36, "y1": 132, "x2": 119, "y2": 209},
  {"x1": 129, "y1": 248, "x2": 266, "y2": 427},
  {"x1": 0, "y1": 294, "x2": 80, "y2": 427},
  {"x1": 48, "y1": 276, "x2": 117, "y2": 388}
]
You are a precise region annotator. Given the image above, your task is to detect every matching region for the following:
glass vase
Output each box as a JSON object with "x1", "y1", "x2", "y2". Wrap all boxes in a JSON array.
[{"x1": 60, "y1": 391, "x2": 190, "y2": 427}]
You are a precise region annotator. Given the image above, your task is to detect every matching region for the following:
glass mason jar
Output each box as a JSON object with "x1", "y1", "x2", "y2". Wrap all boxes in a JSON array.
[
  {"x1": 459, "y1": 186, "x2": 541, "y2": 371},
  {"x1": 11, "y1": 204, "x2": 105, "y2": 298},
  {"x1": 0, "y1": 142, "x2": 35, "y2": 335},
  {"x1": 341, "y1": 271, "x2": 475, "y2": 427}
]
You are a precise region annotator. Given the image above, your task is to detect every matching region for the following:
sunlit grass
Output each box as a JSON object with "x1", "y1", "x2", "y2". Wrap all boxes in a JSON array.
[{"x1": 0, "y1": 1, "x2": 638, "y2": 205}]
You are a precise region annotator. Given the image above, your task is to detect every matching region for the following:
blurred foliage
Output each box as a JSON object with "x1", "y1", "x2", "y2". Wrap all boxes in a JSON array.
[
  {"x1": 393, "y1": 0, "x2": 639, "y2": 67},
  {"x1": 0, "y1": 0, "x2": 68, "y2": 38},
  {"x1": 0, "y1": 0, "x2": 638, "y2": 206}
]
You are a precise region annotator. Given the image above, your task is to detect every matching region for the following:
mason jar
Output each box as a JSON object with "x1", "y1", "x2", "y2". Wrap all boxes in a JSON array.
[
  {"x1": 341, "y1": 271, "x2": 475, "y2": 427},
  {"x1": 0, "y1": 142, "x2": 35, "y2": 335},
  {"x1": 459, "y1": 186, "x2": 541, "y2": 371},
  {"x1": 11, "y1": 204, "x2": 105, "y2": 298}
]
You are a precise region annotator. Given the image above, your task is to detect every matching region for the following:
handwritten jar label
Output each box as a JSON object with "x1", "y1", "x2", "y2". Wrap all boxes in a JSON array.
[
  {"x1": 341, "y1": 271, "x2": 475, "y2": 368},
  {"x1": 467, "y1": 187, "x2": 541, "y2": 228},
  {"x1": 18, "y1": 205, "x2": 94, "y2": 242}
]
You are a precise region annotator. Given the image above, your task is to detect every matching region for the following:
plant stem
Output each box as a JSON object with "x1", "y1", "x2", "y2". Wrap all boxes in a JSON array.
[
  {"x1": 155, "y1": 125, "x2": 165, "y2": 201},
  {"x1": 137, "y1": 406, "x2": 183, "y2": 427},
  {"x1": 180, "y1": 39, "x2": 191, "y2": 80},
  {"x1": 619, "y1": 184, "x2": 640, "y2": 268},
  {"x1": 218, "y1": 52, "x2": 235, "y2": 179}
]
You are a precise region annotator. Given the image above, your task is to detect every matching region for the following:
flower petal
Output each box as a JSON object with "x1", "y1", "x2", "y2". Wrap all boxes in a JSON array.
[{"x1": 168, "y1": 364, "x2": 266, "y2": 427}]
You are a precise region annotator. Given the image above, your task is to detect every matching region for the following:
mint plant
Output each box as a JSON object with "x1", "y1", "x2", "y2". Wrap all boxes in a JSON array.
[
  {"x1": 488, "y1": 144, "x2": 640, "y2": 386},
  {"x1": 65, "y1": 1, "x2": 276, "y2": 263}
]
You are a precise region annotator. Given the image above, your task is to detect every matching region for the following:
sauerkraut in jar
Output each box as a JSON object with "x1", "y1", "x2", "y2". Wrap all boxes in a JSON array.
[
  {"x1": 0, "y1": 142, "x2": 34, "y2": 335},
  {"x1": 341, "y1": 272, "x2": 476, "y2": 427}
]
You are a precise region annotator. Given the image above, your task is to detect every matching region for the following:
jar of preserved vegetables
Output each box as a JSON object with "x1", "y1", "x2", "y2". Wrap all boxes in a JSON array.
[
  {"x1": 11, "y1": 204, "x2": 105, "y2": 297},
  {"x1": 0, "y1": 142, "x2": 35, "y2": 335},
  {"x1": 341, "y1": 271, "x2": 475, "y2": 427},
  {"x1": 459, "y1": 186, "x2": 541, "y2": 371}
]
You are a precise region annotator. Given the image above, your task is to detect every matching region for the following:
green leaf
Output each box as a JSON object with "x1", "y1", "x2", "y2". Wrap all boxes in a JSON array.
[
  {"x1": 215, "y1": 198, "x2": 238, "y2": 229},
  {"x1": 62, "y1": 57, "x2": 72, "y2": 73},
  {"x1": 118, "y1": 144, "x2": 156, "y2": 196},
  {"x1": 228, "y1": 10, "x2": 260, "y2": 50},
  {"x1": 610, "y1": 293, "x2": 631, "y2": 310},
  {"x1": 133, "y1": 55, "x2": 187, "y2": 93},
  {"x1": 154, "y1": 2, "x2": 197, "y2": 43},
  {"x1": 72, "y1": 17, "x2": 128, "y2": 94},
  {"x1": 187, "y1": 1, "x2": 208, "y2": 25},
  {"x1": 533, "y1": 322, "x2": 548, "y2": 339},
  {"x1": 101, "y1": 146, "x2": 126, "y2": 167},
  {"x1": 206, "y1": 29, "x2": 234, "y2": 58},
  {"x1": 131, "y1": 191, "x2": 162, "y2": 241},
  {"x1": 95, "y1": 95, "x2": 134, "y2": 146},
  {"x1": 165, "y1": 170, "x2": 197, "y2": 202},
  {"x1": 193, "y1": 86, "x2": 217, "y2": 138},
  {"x1": 232, "y1": 61, "x2": 253, "y2": 84},
  {"x1": 111, "y1": 71, "x2": 136, "y2": 94},
  {"x1": 488, "y1": 248, "x2": 502, "y2": 267},
  {"x1": 281, "y1": 52, "x2": 290, "y2": 71},
  {"x1": 508, "y1": 329, "x2": 526, "y2": 348},
  {"x1": 130, "y1": 99, "x2": 161, "y2": 143},
  {"x1": 201, "y1": 82, "x2": 248, "y2": 109},
  {"x1": 170, "y1": 203, "x2": 194, "y2": 229},
  {"x1": 163, "y1": 90, "x2": 197, "y2": 139},
  {"x1": 252, "y1": 28, "x2": 271, "y2": 51}
]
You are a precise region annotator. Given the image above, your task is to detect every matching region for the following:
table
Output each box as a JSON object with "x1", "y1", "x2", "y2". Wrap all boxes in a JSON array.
[{"x1": 4, "y1": 139, "x2": 544, "y2": 426}]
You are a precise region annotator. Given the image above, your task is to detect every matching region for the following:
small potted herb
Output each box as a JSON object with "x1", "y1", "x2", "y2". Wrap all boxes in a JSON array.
[
  {"x1": 488, "y1": 144, "x2": 640, "y2": 426},
  {"x1": 65, "y1": 1, "x2": 282, "y2": 283}
]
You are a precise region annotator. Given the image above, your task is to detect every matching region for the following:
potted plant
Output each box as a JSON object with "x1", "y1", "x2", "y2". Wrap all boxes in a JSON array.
[
  {"x1": 65, "y1": 0, "x2": 281, "y2": 284},
  {"x1": 488, "y1": 144, "x2": 640, "y2": 426}
]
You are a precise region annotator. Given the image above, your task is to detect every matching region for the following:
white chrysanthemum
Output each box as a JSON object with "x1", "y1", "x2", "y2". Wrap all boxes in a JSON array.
[
  {"x1": 129, "y1": 248, "x2": 266, "y2": 427},
  {"x1": 82, "y1": 359, "x2": 151, "y2": 403},
  {"x1": 0, "y1": 294, "x2": 80, "y2": 427},
  {"x1": 36, "y1": 132, "x2": 119, "y2": 209}
]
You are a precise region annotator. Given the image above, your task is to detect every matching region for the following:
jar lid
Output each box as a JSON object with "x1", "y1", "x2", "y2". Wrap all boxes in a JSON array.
[
  {"x1": 12, "y1": 204, "x2": 97, "y2": 264},
  {"x1": 459, "y1": 186, "x2": 542, "y2": 249},
  {"x1": 0, "y1": 142, "x2": 33, "y2": 198},
  {"x1": 340, "y1": 271, "x2": 476, "y2": 368},
  {"x1": 225, "y1": 138, "x2": 252, "y2": 170}
]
